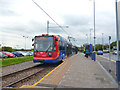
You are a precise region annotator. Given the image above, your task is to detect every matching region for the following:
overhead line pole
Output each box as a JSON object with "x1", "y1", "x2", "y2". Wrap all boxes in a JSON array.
[
  {"x1": 47, "y1": 21, "x2": 49, "y2": 34},
  {"x1": 115, "y1": 0, "x2": 120, "y2": 84},
  {"x1": 102, "y1": 33, "x2": 104, "y2": 50},
  {"x1": 115, "y1": 0, "x2": 119, "y2": 62},
  {"x1": 93, "y1": 0, "x2": 96, "y2": 51},
  {"x1": 86, "y1": 34, "x2": 88, "y2": 43},
  {"x1": 32, "y1": 0, "x2": 78, "y2": 47},
  {"x1": 90, "y1": 28, "x2": 93, "y2": 44}
]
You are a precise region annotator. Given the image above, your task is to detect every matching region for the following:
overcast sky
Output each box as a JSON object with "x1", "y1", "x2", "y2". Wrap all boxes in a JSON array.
[{"x1": 0, "y1": 0, "x2": 119, "y2": 49}]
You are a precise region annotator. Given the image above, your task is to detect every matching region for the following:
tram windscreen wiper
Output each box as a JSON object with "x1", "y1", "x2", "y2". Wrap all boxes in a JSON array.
[{"x1": 45, "y1": 44, "x2": 51, "y2": 52}]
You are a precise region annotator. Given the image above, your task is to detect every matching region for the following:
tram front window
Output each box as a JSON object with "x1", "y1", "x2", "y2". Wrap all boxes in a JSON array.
[{"x1": 34, "y1": 36, "x2": 53, "y2": 51}]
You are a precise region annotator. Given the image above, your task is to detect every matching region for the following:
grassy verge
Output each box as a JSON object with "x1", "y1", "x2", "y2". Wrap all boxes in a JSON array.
[{"x1": 0, "y1": 56, "x2": 33, "y2": 67}]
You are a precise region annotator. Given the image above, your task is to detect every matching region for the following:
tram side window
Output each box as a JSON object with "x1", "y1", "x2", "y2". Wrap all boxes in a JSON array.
[
  {"x1": 54, "y1": 40, "x2": 56, "y2": 51},
  {"x1": 63, "y1": 42, "x2": 65, "y2": 50},
  {"x1": 59, "y1": 41, "x2": 62, "y2": 50}
]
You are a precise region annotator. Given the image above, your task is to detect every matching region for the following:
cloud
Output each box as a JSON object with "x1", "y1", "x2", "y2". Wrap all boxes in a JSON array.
[
  {"x1": 62, "y1": 14, "x2": 89, "y2": 27},
  {"x1": 0, "y1": 0, "x2": 118, "y2": 48},
  {"x1": 0, "y1": 8, "x2": 20, "y2": 16}
]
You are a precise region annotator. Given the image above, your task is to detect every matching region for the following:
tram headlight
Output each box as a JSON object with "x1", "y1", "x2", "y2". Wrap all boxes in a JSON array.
[{"x1": 48, "y1": 53, "x2": 52, "y2": 55}]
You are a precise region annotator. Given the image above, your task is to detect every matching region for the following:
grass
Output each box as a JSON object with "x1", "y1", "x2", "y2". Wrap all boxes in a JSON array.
[{"x1": 0, "y1": 56, "x2": 33, "y2": 67}]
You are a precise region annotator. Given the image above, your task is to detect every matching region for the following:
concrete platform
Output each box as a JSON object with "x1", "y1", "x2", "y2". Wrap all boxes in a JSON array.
[
  {"x1": 58, "y1": 53, "x2": 117, "y2": 88},
  {"x1": 21, "y1": 53, "x2": 118, "y2": 89}
]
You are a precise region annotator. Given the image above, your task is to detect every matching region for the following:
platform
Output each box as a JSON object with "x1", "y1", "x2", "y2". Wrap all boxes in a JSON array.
[{"x1": 20, "y1": 53, "x2": 118, "y2": 89}]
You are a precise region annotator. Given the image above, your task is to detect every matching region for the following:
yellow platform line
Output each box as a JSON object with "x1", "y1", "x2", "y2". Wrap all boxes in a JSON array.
[
  {"x1": 98, "y1": 55, "x2": 116, "y2": 63},
  {"x1": 20, "y1": 60, "x2": 65, "y2": 88},
  {"x1": 32, "y1": 60, "x2": 65, "y2": 87},
  {"x1": 20, "y1": 85, "x2": 34, "y2": 88},
  {"x1": 20, "y1": 54, "x2": 78, "y2": 88}
]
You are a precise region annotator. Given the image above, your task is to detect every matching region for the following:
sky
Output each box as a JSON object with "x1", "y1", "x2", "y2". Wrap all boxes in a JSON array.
[{"x1": 0, "y1": 0, "x2": 119, "y2": 49}]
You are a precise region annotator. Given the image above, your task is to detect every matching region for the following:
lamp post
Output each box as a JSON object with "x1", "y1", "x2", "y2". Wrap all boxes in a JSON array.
[
  {"x1": 47, "y1": 21, "x2": 49, "y2": 34},
  {"x1": 86, "y1": 34, "x2": 88, "y2": 43},
  {"x1": 93, "y1": 0, "x2": 96, "y2": 52},
  {"x1": 102, "y1": 33, "x2": 104, "y2": 50},
  {"x1": 23, "y1": 36, "x2": 28, "y2": 51},
  {"x1": 115, "y1": 0, "x2": 120, "y2": 84},
  {"x1": 90, "y1": 28, "x2": 93, "y2": 44},
  {"x1": 109, "y1": 36, "x2": 111, "y2": 72},
  {"x1": 92, "y1": 0, "x2": 96, "y2": 61}
]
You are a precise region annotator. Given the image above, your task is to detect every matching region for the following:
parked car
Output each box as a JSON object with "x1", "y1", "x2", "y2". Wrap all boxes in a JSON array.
[
  {"x1": 103, "y1": 50, "x2": 109, "y2": 53},
  {"x1": 113, "y1": 50, "x2": 117, "y2": 55},
  {"x1": 18, "y1": 51, "x2": 28, "y2": 56},
  {"x1": 97, "y1": 50, "x2": 103, "y2": 55},
  {"x1": 27, "y1": 52, "x2": 33, "y2": 56},
  {"x1": 113, "y1": 50, "x2": 120, "y2": 55},
  {"x1": 24, "y1": 52, "x2": 33, "y2": 56},
  {"x1": 12, "y1": 51, "x2": 24, "y2": 57},
  {"x1": 0, "y1": 52, "x2": 8, "y2": 58},
  {"x1": 25, "y1": 52, "x2": 31, "y2": 56},
  {"x1": 2, "y1": 52, "x2": 16, "y2": 58}
]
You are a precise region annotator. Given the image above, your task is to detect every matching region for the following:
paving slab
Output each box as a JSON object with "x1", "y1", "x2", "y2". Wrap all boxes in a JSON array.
[
  {"x1": 58, "y1": 53, "x2": 117, "y2": 88},
  {"x1": 20, "y1": 53, "x2": 118, "y2": 89}
]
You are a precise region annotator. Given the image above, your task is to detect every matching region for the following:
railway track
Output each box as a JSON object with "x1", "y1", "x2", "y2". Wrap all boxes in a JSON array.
[
  {"x1": 4, "y1": 68, "x2": 45, "y2": 87},
  {"x1": 2, "y1": 62, "x2": 62, "y2": 88}
]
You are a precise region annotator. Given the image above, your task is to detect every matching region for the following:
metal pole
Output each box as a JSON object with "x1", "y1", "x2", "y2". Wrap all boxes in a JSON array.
[
  {"x1": 94, "y1": 0, "x2": 96, "y2": 51},
  {"x1": 115, "y1": 0, "x2": 120, "y2": 84},
  {"x1": 116, "y1": 0, "x2": 119, "y2": 61},
  {"x1": 1, "y1": 43, "x2": 4, "y2": 60},
  {"x1": 23, "y1": 36, "x2": 28, "y2": 51},
  {"x1": 25, "y1": 37, "x2": 26, "y2": 51},
  {"x1": 47, "y1": 21, "x2": 49, "y2": 34},
  {"x1": 102, "y1": 33, "x2": 104, "y2": 50},
  {"x1": 109, "y1": 36, "x2": 111, "y2": 72},
  {"x1": 86, "y1": 34, "x2": 88, "y2": 43},
  {"x1": 90, "y1": 29, "x2": 92, "y2": 44}
]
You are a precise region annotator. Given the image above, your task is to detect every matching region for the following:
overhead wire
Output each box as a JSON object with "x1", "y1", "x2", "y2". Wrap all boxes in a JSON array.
[
  {"x1": 32, "y1": 0, "x2": 70, "y2": 36},
  {"x1": 32, "y1": 0, "x2": 80, "y2": 46}
]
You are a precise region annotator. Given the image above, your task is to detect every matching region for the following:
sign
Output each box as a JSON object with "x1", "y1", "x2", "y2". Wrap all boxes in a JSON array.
[{"x1": 36, "y1": 37, "x2": 48, "y2": 40}]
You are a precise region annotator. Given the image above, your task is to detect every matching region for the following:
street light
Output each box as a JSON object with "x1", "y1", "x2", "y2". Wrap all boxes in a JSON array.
[
  {"x1": 115, "y1": 0, "x2": 120, "y2": 83},
  {"x1": 101, "y1": 33, "x2": 104, "y2": 50},
  {"x1": 109, "y1": 36, "x2": 111, "y2": 72},
  {"x1": 23, "y1": 36, "x2": 28, "y2": 51},
  {"x1": 93, "y1": 0, "x2": 96, "y2": 51},
  {"x1": 47, "y1": 21, "x2": 49, "y2": 34},
  {"x1": 90, "y1": 28, "x2": 93, "y2": 44},
  {"x1": 86, "y1": 34, "x2": 88, "y2": 43}
]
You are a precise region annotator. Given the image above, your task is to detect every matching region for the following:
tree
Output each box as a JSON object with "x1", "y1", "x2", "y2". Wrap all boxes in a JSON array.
[
  {"x1": 110, "y1": 40, "x2": 120, "y2": 50},
  {"x1": 2, "y1": 46, "x2": 14, "y2": 52},
  {"x1": 110, "y1": 41, "x2": 117, "y2": 49},
  {"x1": 103, "y1": 44, "x2": 109, "y2": 50},
  {"x1": 95, "y1": 44, "x2": 102, "y2": 51}
]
